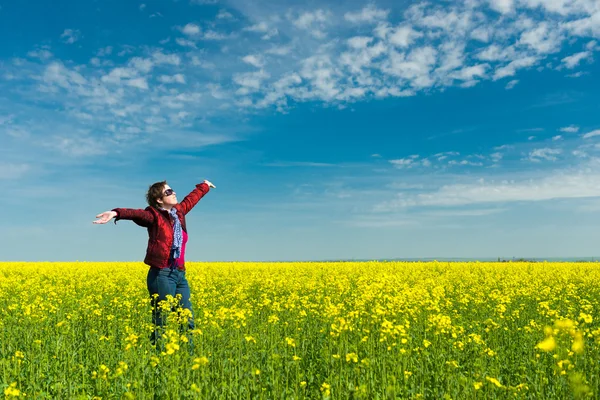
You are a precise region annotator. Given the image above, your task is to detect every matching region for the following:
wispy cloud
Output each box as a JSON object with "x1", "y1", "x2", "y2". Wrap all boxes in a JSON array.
[
  {"x1": 2, "y1": 0, "x2": 600, "y2": 169},
  {"x1": 561, "y1": 51, "x2": 591, "y2": 69},
  {"x1": 263, "y1": 161, "x2": 337, "y2": 167},
  {"x1": 560, "y1": 125, "x2": 579, "y2": 133},
  {"x1": 344, "y1": 5, "x2": 389, "y2": 24},
  {"x1": 527, "y1": 148, "x2": 562, "y2": 162},
  {"x1": 582, "y1": 130, "x2": 600, "y2": 139},
  {"x1": 375, "y1": 161, "x2": 600, "y2": 210},
  {"x1": 60, "y1": 29, "x2": 81, "y2": 44}
]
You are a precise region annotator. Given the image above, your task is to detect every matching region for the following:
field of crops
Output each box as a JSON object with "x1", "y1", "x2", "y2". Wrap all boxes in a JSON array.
[{"x1": 1, "y1": 261, "x2": 598, "y2": 399}]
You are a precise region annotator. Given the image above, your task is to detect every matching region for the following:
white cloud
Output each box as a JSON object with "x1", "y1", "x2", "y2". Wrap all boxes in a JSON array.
[
  {"x1": 388, "y1": 25, "x2": 423, "y2": 48},
  {"x1": 344, "y1": 5, "x2": 389, "y2": 24},
  {"x1": 266, "y1": 45, "x2": 293, "y2": 56},
  {"x1": 152, "y1": 51, "x2": 181, "y2": 65},
  {"x1": 27, "y1": 49, "x2": 53, "y2": 60},
  {"x1": 493, "y1": 56, "x2": 538, "y2": 80},
  {"x1": 448, "y1": 160, "x2": 483, "y2": 166},
  {"x1": 176, "y1": 38, "x2": 197, "y2": 48},
  {"x1": 97, "y1": 46, "x2": 113, "y2": 57},
  {"x1": 43, "y1": 62, "x2": 87, "y2": 89},
  {"x1": 561, "y1": 51, "x2": 591, "y2": 69},
  {"x1": 450, "y1": 64, "x2": 489, "y2": 81},
  {"x1": 181, "y1": 23, "x2": 201, "y2": 36},
  {"x1": 292, "y1": 9, "x2": 329, "y2": 38},
  {"x1": 244, "y1": 22, "x2": 269, "y2": 33},
  {"x1": 562, "y1": 11, "x2": 600, "y2": 38},
  {"x1": 263, "y1": 161, "x2": 335, "y2": 167},
  {"x1": 560, "y1": 125, "x2": 579, "y2": 133},
  {"x1": 566, "y1": 71, "x2": 587, "y2": 78},
  {"x1": 505, "y1": 79, "x2": 519, "y2": 89},
  {"x1": 389, "y1": 158, "x2": 415, "y2": 168},
  {"x1": 190, "y1": 56, "x2": 215, "y2": 69},
  {"x1": 158, "y1": 74, "x2": 186, "y2": 84},
  {"x1": 61, "y1": 29, "x2": 81, "y2": 44},
  {"x1": 126, "y1": 78, "x2": 149, "y2": 90},
  {"x1": 582, "y1": 129, "x2": 600, "y2": 139},
  {"x1": 128, "y1": 57, "x2": 154, "y2": 73},
  {"x1": 217, "y1": 9, "x2": 233, "y2": 19},
  {"x1": 382, "y1": 46, "x2": 437, "y2": 88},
  {"x1": 552, "y1": 135, "x2": 563, "y2": 141},
  {"x1": 101, "y1": 67, "x2": 138, "y2": 85},
  {"x1": 376, "y1": 164, "x2": 600, "y2": 210},
  {"x1": 242, "y1": 54, "x2": 265, "y2": 68},
  {"x1": 528, "y1": 147, "x2": 562, "y2": 162},
  {"x1": 489, "y1": 0, "x2": 514, "y2": 14},
  {"x1": 347, "y1": 36, "x2": 373, "y2": 49},
  {"x1": 490, "y1": 152, "x2": 503, "y2": 162},
  {"x1": 202, "y1": 30, "x2": 232, "y2": 40},
  {"x1": 471, "y1": 26, "x2": 492, "y2": 42},
  {"x1": 233, "y1": 69, "x2": 270, "y2": 94}
]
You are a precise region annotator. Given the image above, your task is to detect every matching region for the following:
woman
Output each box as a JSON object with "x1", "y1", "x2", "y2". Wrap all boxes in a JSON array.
[{"x1": 93, "y1": 179, "x2": 215, "y2": 346}]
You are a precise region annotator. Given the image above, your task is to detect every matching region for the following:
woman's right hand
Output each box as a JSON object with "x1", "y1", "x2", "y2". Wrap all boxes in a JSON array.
[{"x1": 93, "y1": 211, "x2": 117, "y2": 224}]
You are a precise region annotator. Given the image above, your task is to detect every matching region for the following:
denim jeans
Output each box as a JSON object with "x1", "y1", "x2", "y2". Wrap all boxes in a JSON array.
[{"x1": 147, "y1": 267, "x2": 195, "y2": 348}]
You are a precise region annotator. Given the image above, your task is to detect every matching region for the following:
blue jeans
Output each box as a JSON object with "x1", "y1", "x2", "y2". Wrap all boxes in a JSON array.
[{"x1": 147, "y1": 267, "x2": 195, "y2": 347}]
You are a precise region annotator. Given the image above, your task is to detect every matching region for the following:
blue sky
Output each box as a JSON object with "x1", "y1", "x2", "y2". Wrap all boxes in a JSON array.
[{"x1": 1, "y1": 0, "x2": 600, "y2": 261}]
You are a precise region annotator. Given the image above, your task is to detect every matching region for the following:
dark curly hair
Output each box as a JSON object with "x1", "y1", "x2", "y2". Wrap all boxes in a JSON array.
[{"x1": 146, "y1": 181, "x2": 168, "y2": 209}]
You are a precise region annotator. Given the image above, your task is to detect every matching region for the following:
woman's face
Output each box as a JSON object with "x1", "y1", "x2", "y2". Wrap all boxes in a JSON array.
[{"x1": 158, "y1": 184, "x2": 178, "y2": 208}]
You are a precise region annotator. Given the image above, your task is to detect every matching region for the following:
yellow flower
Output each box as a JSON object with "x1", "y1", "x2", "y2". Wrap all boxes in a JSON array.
[
  {"x1": 165, "y1": 342, "x2": 180, "y2": 355},
  {"x1": 423, "y1": 339, "x2": 432, "y2": 348},
  {"x1": 486, "y1": 376, "x2": 504, "y2": 388},
  {"x1": 555, "y1": 319, "x2": 575, "y2": 330},
  {"x1": 192, "y1": 356, "x2": 209, "y2": 370},
  {"x1": 345, "y1": 352, "x2": 358, "y2": 363},
  {"x1": 572, "y1": 332, "x2": 584, "y2": 354},
  {"x1": 473, "y1": 382, "x2": 483, "y2": 390},
  {"x1": 150, "y1": 356, "x2": 159, "y2": 367},
  {"x1": 579, "y1": 313, "x2": 593, "y2": 324},
  {"x1": 4, "y1": 382, "x2": 21, "y2": 398},
  {"x1": 536, "y1": 336, "x2": 556, "y2": 352}
]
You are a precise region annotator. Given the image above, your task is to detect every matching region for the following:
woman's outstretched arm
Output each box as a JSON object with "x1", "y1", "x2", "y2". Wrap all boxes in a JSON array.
[
  {"x1": 93, "y1": 208, "x2": 155, "y2": 227},
  {"x1": 93, "y1": 211, "x2": 118, "y2": 224},
  {"x1": 179, "y1": 180, "x2": 215, "y2": 215}
]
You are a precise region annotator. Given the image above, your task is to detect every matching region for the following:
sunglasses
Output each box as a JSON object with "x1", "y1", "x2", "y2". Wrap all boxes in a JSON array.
[{"x1": 163, "y1": 188, "x2": 175, "y2": 197}]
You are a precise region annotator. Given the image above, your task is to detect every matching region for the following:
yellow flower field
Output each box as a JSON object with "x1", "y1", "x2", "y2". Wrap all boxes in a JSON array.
[{"x1": 1, "y1": 261, "x2": 598, "y2": 399}]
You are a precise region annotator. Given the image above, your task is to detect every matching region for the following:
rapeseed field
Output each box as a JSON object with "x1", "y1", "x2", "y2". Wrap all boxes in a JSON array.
[{"x1": 1, "y1": 261, "x2": 598, "y2": 399}]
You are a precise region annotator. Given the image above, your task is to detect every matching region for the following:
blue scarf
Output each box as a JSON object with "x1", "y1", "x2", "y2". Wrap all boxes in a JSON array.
[{"x1": 169, "y1": 208, "x2": 183, "y2": 259}]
